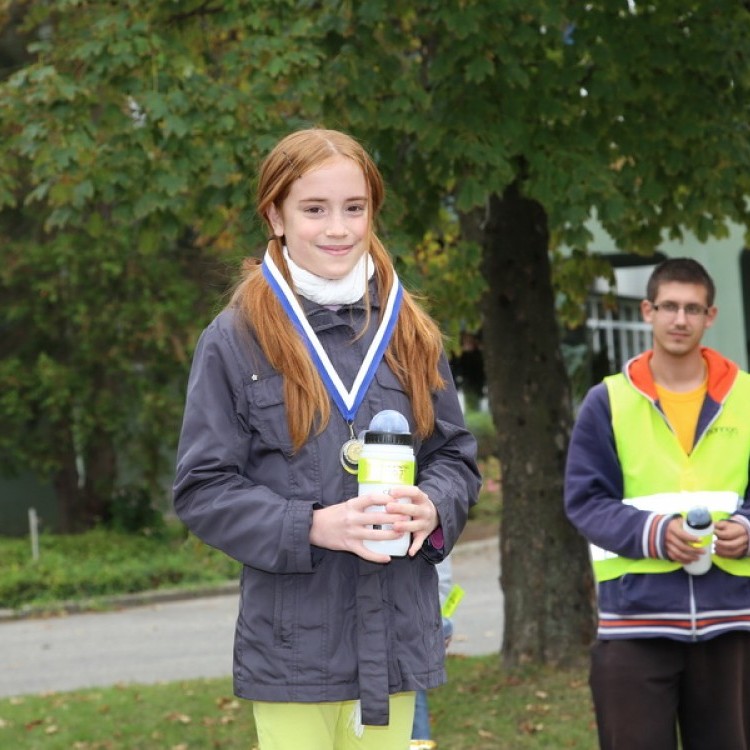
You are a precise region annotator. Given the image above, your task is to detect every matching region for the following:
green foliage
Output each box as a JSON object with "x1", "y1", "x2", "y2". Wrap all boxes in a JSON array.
[
  {"x1": 0, "y1": 525, "x2": 239, "y2": 610},
  {"x1": 0, "y1": 0, "x2": 328, "y2": 526},
  {"x1": 0, "y1": 657, "x2": 595, "y2": 749},
  {"x1": 552, "y1": 248, "x2": 616, "y2": 328},
  {"x1": 308, "y1": 0, "x2": 750, "y2": 311},
  {"x1": 397, "y1": 209, "x2": 485, "y2": 351},
  {"x1": 107, "y1": 485, "x2": 167, "y2": 533}
]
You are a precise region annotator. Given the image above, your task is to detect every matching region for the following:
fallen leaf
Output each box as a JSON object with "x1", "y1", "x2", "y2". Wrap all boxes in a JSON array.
[
  {"x1": 518, "y1": 720, "x2": 545, "y2": 734},
  {"x1": 216, "y1": 697, "x2": 240, "y2": 711},
  {"x1": 525, "y1": 702, "x2": 551, "y2": 714},
  {"x1": 164, "y1": 712, "x2": 192, "y2": 725}
]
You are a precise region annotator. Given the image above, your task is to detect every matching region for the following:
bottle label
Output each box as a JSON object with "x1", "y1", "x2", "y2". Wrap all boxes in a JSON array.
[
  {"x1": 358, "y1": 457, "x2": 415, "y2": 485},
  {"x1": 689, "y1": 533, "x2": 713, "y2": 549}
]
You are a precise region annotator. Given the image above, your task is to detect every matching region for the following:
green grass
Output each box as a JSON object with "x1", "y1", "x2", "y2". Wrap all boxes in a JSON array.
[{"x1": 0, "y1": 655, "x2": 597, "y2": 749}]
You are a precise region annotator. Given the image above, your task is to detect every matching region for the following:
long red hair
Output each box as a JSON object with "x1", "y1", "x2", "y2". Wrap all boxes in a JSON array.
[{"x1": 230, "y1": 129, "x2": 445, "y2": 450}]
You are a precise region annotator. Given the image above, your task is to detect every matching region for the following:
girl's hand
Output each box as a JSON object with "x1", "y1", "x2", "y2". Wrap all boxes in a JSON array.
[
  {"x1": 309, "y1": 487, "x2": 439, "y2": 563},
  {"x1": 309, "y1": 495, "x2": 410, "y2": 564},
  {"x1": 384, "y1": 485, "x2": 439, "y2": 558}
]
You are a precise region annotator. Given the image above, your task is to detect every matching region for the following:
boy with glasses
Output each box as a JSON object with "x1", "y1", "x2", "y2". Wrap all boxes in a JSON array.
[{"x1": 565, "y1": 257, "x2": 750, "y2": 749}]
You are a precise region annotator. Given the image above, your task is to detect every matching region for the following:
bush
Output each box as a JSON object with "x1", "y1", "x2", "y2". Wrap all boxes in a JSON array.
[
  {"x1": 0, "y1": 524, "x2": 240, "y2": 610},
  {"x1": 107, "y1": 485, "x2": 167, "y2": 534}
]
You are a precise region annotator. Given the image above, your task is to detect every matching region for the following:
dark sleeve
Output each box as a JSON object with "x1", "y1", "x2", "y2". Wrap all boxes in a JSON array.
[
  {"x1": 564, "y1": 383, "x2": 664, "y2": 559},
  {"x1": 172, "y1": 318, "x2": 315, "y2": 573}
]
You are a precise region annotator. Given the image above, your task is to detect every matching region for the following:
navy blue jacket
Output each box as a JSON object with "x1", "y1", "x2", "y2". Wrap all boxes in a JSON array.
[{"x1": 173, "y1": 292, "x2": 480, "y2": 724}]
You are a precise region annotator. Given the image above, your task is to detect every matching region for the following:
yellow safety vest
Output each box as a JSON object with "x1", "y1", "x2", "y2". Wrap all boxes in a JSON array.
[{"x1": 591, "y1": 371, "x2": 750, "y2": 582}]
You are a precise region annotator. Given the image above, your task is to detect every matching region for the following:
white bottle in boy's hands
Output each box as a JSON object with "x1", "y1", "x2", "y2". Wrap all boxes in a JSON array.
[
  {"x1": 683, "y1": 506, "x2": 714, "y2": 576},
  {"x1": 359, "y1": 410, "x2": 415, "y2": 557}
]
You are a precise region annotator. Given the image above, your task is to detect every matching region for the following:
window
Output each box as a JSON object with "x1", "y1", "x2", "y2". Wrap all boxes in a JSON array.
[{"x1": 587, "y1": 295, "x2": 652, "y2": 374}]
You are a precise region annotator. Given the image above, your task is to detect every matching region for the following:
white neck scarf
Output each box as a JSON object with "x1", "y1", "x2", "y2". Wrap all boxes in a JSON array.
[{"x1": 282, "y1": 246, "x2": 374, "y2": 305}]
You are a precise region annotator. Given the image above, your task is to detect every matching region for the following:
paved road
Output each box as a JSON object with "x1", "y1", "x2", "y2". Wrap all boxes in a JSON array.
[{"x1": 0, "y1": 537, "x2": 502, "y2": 699}]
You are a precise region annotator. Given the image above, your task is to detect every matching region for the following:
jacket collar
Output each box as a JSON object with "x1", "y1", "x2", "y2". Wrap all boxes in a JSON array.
[
  {"x1": 301, "y1": 280, "x2": 381, "y2": 332},
  {"x1": 625, "y1": 346, "x2": 738, "y2": 404}
]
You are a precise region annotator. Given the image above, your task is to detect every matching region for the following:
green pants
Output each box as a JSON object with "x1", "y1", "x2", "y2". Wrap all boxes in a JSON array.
[{"x1": 253, "y1": 692, "x2": 416, "y2": 750}]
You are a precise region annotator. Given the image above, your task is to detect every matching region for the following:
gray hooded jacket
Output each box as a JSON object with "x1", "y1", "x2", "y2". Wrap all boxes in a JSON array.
[{"x1": 173, "y1": 290, "x2": 481, "y2": 725}]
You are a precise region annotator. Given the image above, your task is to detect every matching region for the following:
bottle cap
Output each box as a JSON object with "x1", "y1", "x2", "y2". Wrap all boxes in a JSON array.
[
  {"x1": 686, "y1": 506, "x2": 712, "y2": 529},
  {"x1": 363, "y1": 430, "x2": 413, "y2": 446},
  {"x1": 364, "y1": 409, "x2": 412, "y2": 445},
  {"x1": 368, "y1": 409, "x2": 410, "y2": 434}
]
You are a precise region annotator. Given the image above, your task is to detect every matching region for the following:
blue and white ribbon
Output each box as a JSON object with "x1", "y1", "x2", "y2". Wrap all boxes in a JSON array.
[{"x1": 262, "y1": 251, "x2": 403, "y2": 422}]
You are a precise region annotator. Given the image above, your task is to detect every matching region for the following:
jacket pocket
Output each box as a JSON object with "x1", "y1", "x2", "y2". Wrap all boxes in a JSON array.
[
  {"x1": 244, "y1": 373, "x2": 294, "y2": 455},
  {"x1": 272, "y1": 572, "x2": 296, "y2": 647}
]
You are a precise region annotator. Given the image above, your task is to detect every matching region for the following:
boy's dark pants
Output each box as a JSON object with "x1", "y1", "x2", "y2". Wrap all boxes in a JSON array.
[{"x1": 590, "y1": 632, "x2": 750, "y2": 750}]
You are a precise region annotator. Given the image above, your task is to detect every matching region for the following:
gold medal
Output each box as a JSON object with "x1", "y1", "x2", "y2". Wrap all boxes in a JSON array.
[{"x1": 340, "y1": 438, "x2": 363, "y2": 474}]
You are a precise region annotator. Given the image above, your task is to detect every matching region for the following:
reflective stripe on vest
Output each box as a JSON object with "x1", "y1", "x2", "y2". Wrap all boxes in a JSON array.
[
  {"x1": 592, "y1": 373, "x2": 750, "y2": 582},
  {"x1": 591, "y1": 491, "x2": 741, "y2": 580}
]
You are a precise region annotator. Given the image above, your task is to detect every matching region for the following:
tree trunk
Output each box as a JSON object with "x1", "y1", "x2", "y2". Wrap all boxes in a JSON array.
[
  {"x1": 53, "y1": 424, "x2": 116, "y2": 532},
  {"x1": 53, "y1": 425, "x2": 85, "y2": 533},
  {"x1": 479, "y1": 183, "x2": 596, "y2": 666},
  {"x1": 82, "y1": 428, "x2": 117, "y2": 525}
]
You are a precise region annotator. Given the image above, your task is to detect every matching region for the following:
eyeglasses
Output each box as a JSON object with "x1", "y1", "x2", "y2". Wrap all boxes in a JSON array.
[{"x1": 651, "y1": 301, "x2": 709, "y2": 317}]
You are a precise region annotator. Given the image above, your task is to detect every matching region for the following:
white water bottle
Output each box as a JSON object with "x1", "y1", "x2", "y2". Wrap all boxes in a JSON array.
[
  {"x1": 359, "y1": 410, "x2": 415, "y2": 557},
  {"x1": 683, "y1": 506, "x2": 714, "y2": 576}
]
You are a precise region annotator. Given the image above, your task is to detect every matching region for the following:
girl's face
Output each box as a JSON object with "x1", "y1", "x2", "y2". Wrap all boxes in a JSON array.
[{"x1": 267, "y1": 156, "x2": 370, "y2": 280}]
